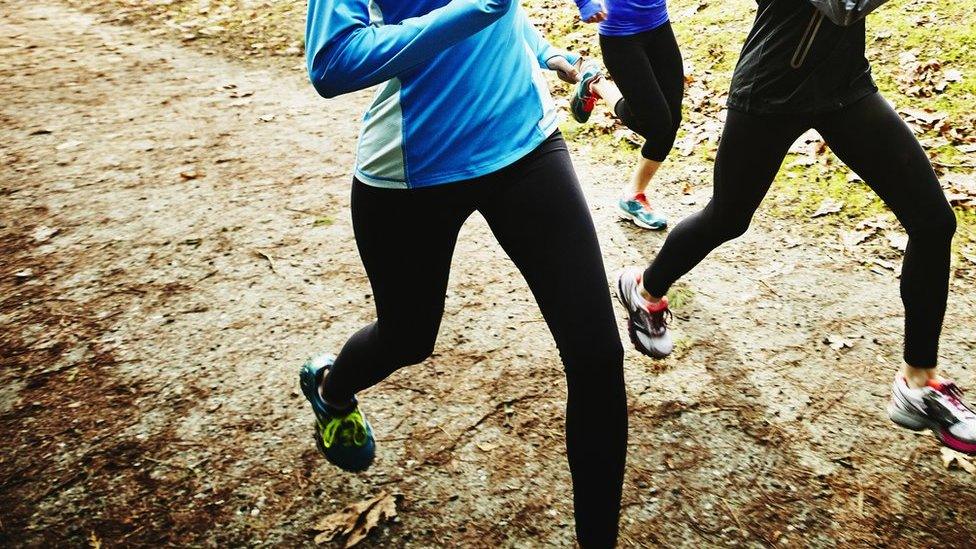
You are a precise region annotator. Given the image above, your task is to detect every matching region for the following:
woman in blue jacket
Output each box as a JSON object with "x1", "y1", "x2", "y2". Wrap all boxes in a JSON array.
[
  {"x1": 571, "y1": 0, "x2": 684, "y2": 231},
  {"x1": 299, "y1": 1, "x2": 626, "y2": 546}
]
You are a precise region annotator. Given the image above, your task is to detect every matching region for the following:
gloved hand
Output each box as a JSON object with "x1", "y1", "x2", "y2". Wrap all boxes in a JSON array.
[{"x1": 577, "y1": 0, "x2": 608, "y2": 23}]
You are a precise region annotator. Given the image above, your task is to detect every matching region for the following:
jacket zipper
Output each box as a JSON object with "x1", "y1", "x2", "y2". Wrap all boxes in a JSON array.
[{"x1": 790, "y1": 10, "x2": 825, "y2": 69}]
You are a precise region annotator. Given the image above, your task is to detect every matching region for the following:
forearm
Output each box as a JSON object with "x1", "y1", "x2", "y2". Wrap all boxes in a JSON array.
[{"x1": 307, "y1": 0, "x2": 516, "y2": 98}]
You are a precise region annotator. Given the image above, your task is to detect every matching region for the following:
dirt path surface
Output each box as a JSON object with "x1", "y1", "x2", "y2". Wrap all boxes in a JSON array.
[{"x1": 2, "y1": 2, "x2": 974, "y2": 547}]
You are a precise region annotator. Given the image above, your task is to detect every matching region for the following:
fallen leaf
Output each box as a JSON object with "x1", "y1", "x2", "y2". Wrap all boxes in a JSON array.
[
  {"x1": 56, "y1": 140, "x2": 83, "y2": 151},
  {"x1": 180, "y1": 169, "x2": 204, "y2": 180},
  {"x1": 477, "y1": 442, "x2": 498, "y2": 452},
  {"x1": 886, "y1": 232, "x2": 908, "y2": 252},
  {"x1": 313, "y1": 492, "x2": 398, "y2": 547},
  {"x1": 945, "y1": 173, "x2": 976, "y2": 196},
  {"x1": 824, "y1": 334, "x2": 855, "y2": 350},
  {"x1": 32, "y1": 226, "x2": 60, "y2": 242},
  {"x1": 811, "y1": 199, "x2": 844, "y2": 218},
  {"x1": 678, "y1": 0, "x2": 707, "y2": 18},
  {"x1": 899, "y1": 108, "x2": 946, "y2": 127},
  {"x1": 841, "y1": 229, "x2": 874, "y2": 248},
  {"x1": 940, "y1": 447, "x2": 976, "y2": 475},
  {"x1": 944, "y1": 69, "x2": 963, "y2": 83}
]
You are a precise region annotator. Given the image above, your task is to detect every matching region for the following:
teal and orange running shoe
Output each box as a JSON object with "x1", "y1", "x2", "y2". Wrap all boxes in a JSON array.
[
  {"x1": 619, "y1": 193, "x2": 668, "y2": 230},
  {"x1": 299, "y1": 354, "x2": 376, "y2": 472},
  {"x1": 570, "y1": 62, "x2": 603, "y2": 123}
]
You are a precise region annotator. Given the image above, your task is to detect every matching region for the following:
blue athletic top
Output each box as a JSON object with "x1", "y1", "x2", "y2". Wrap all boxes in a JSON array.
[
  {"x1": 306, "y1": 0, "x2": 578, "y2": 189},
  {"x1": 575, "y1": 0, "x2": 670, "y2": 37}
]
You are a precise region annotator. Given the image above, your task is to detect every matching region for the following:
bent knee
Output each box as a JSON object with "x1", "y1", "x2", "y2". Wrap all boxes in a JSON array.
[
  {"x1": 906, "y1": 202, "x2": 957, "y2": 242},
  {"x1": 704, "y1": 211, "x2": 751, "y2": 242},
  {"x1": 561, "y1": 338, "x2": 625, "y2": 378},
  {"x1": 931, "y1": 206, "x2": 958, "y2": 240}
]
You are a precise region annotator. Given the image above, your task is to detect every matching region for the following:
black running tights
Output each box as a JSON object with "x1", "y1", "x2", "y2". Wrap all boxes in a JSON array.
[
  {"x1": 600, "y1": 22, "x2": 684, "y2": 162},
  {"x1": 324, "y1": 133, "x2": 627, "y2": 548},
  {"x1": 644, "y1": 92, "x2": 956, "y2": 367}
]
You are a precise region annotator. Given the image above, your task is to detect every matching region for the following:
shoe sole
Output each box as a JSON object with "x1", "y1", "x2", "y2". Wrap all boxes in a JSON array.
[
  {"x1": 617, "y1": 210, "x2": 667, "y2": 231},
  {"x1": 888, "y1": 404, "x2": 976, "y2": 455},
  {"x1": 615, "y1": 273, "x2": 669, "y2": 360}
]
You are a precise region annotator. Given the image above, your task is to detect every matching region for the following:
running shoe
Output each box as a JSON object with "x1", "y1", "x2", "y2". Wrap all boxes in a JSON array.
[
  {"x1": 615, "y1": 267, "x2": 674, "y2": 358},
  {"x1": 888, "y1": 375, "x2": 976, "y2": 455},
  {"x1": 299, "y1": 353, "x2": 376, "y2": 472},
  {"x1": 619, "y1": 193, "x2": 668, "y2": 230},
  {"x1": 570, "y1": 62, "x2": 602, "y2": 123}
]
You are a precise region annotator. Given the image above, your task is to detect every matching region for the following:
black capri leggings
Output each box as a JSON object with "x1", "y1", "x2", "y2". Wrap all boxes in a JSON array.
[
  {"x1": 324, "y1": 133, "x2": 627, "y2": 548},
  {"x1": 600, "y1": 22, "x2": 684, "y2": 162},
  {"x1": 643, "y1": 92, "x2": 956, "y2": 367}
]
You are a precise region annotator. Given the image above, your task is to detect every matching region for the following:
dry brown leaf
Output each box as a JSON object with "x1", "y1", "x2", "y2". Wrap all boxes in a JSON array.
[
  {"x1": 824, "y1": 334, "x2": 854, "y2": 351},
  {"x1": 180, "y1": 169, "x2": 204, "y2": 180},
  {"x1": 313, "y1": 492, "x2": 398, "y2": 547},
  {"x1": 811, "y1": 199, "x2": 844, "y2": 218},
  {"x1": 940, "y1": 447, "x2": 976, "y2": 475},
  {"x1": 945, "y1": 173, "x2": 976, "y2": 198},
  {"x1": 886, "y1": 231, "x2": 908, "y2": 253},
  {"x1": 477, "y1": 442, "x2": 499, "y2": 452},
  {"x1": 841, "y1": 229, "x2": 874, "y2": 248},
  {"x1": 32, "y1": 226, "x2": 60, "y2": 242}
]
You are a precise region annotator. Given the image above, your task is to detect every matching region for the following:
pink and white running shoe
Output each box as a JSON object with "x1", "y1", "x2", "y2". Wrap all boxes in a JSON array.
[{"x1": 888, "y1": 376, "x2": 976, "y2": 455}]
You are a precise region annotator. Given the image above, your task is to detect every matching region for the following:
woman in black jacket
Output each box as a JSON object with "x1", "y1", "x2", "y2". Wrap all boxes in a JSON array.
[{"x1": 615, "y1": 0, "x2": 976, "y2": 454}]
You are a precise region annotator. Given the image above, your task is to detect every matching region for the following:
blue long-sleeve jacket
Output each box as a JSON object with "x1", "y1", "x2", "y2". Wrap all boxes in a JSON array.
[
  {"x1": 306, "y1": 0, "x2": 578, "y2": 188},
  {"x1": 575, "y1": 0, "x2": 669, "y2": 36}
]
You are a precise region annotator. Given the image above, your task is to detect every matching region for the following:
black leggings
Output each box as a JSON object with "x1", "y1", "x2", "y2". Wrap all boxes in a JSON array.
[
  {"x1": 325, "y1": 133, "x2": 626, "y2": 548},
  {"x1": 644, "y1": 92, "x2": 956, "y2": 367},
  {"x1": 600, "y1": 22, "x2": 684, "y2": 162}
]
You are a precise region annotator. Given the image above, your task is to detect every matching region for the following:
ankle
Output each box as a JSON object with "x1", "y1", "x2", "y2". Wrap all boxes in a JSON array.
[
  {"x1": 588, "y1": 75, "x2": 604, "y2": 98},
  {"x1": 638, "y1": 284, "x2": 663, "y2": 305},
  {"x1": 320, "y1": 374, "x2": 354, "y2": 411},
  {"x1": 624, "y1": 184, "x2": 646, "y2": 198},
  {"x1": 902, "y1": 364, "x2": 938, "y2": 389}
]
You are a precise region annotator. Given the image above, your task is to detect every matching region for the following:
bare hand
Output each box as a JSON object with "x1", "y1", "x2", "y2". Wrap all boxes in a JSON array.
[
  {"x1": 583, "y1": 0, "x2": 608, "y2": 23},
  {"x1": 585, "y1": 10, "x2": 607, "y2": 23},
  {"x1": 548, "y1": 56, "x2": 580, "y2": 84}
]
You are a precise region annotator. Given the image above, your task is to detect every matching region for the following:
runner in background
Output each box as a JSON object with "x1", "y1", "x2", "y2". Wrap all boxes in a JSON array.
[
  {"x1": 570, "y1": 0, "x2": 684, "y2": 231},
  {"x1": 615, "y1": 0, "x2": 976, "y2": 454},
  {"x1": 301, "y1": 1, "x2": 627, "y2": 545}
]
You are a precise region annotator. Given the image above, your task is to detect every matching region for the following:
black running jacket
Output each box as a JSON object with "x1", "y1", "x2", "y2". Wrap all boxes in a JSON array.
[{"x1": 727, "y1": 0, "x2": 878, "y2": 114}]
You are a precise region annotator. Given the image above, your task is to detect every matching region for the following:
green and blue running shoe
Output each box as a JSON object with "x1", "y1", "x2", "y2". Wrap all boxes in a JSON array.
[
  {"x1": 570, "y1": 62, "x2": 603, "y2": 123},
  {"x1": 619, "y1": 193, "x2": 667, "y2": 230},
  {"x1": 299, "y1": 354, "x2": 376, "y2": 472}
]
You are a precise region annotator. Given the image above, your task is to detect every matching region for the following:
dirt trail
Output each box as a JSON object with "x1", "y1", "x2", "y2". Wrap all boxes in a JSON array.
[{"x1": 1, "y1": 1, "x2": 974, "y2": 547}]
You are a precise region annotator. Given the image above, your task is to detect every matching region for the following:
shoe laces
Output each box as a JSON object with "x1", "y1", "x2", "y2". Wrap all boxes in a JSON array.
[
  {"x1": 932, "y1": 382, "x2": 976, "y2": 421},
  {"x1": 320, "y1": 409, "x2": 369, "y2": 449},
  {"x1": 647, "y1": 306, "x2": 672, "y2": 335}
]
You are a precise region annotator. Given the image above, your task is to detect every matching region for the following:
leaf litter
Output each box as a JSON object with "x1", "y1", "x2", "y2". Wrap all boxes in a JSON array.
[{"x1": 312, "y1": 492, "x2": 399, "y2": 547}]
